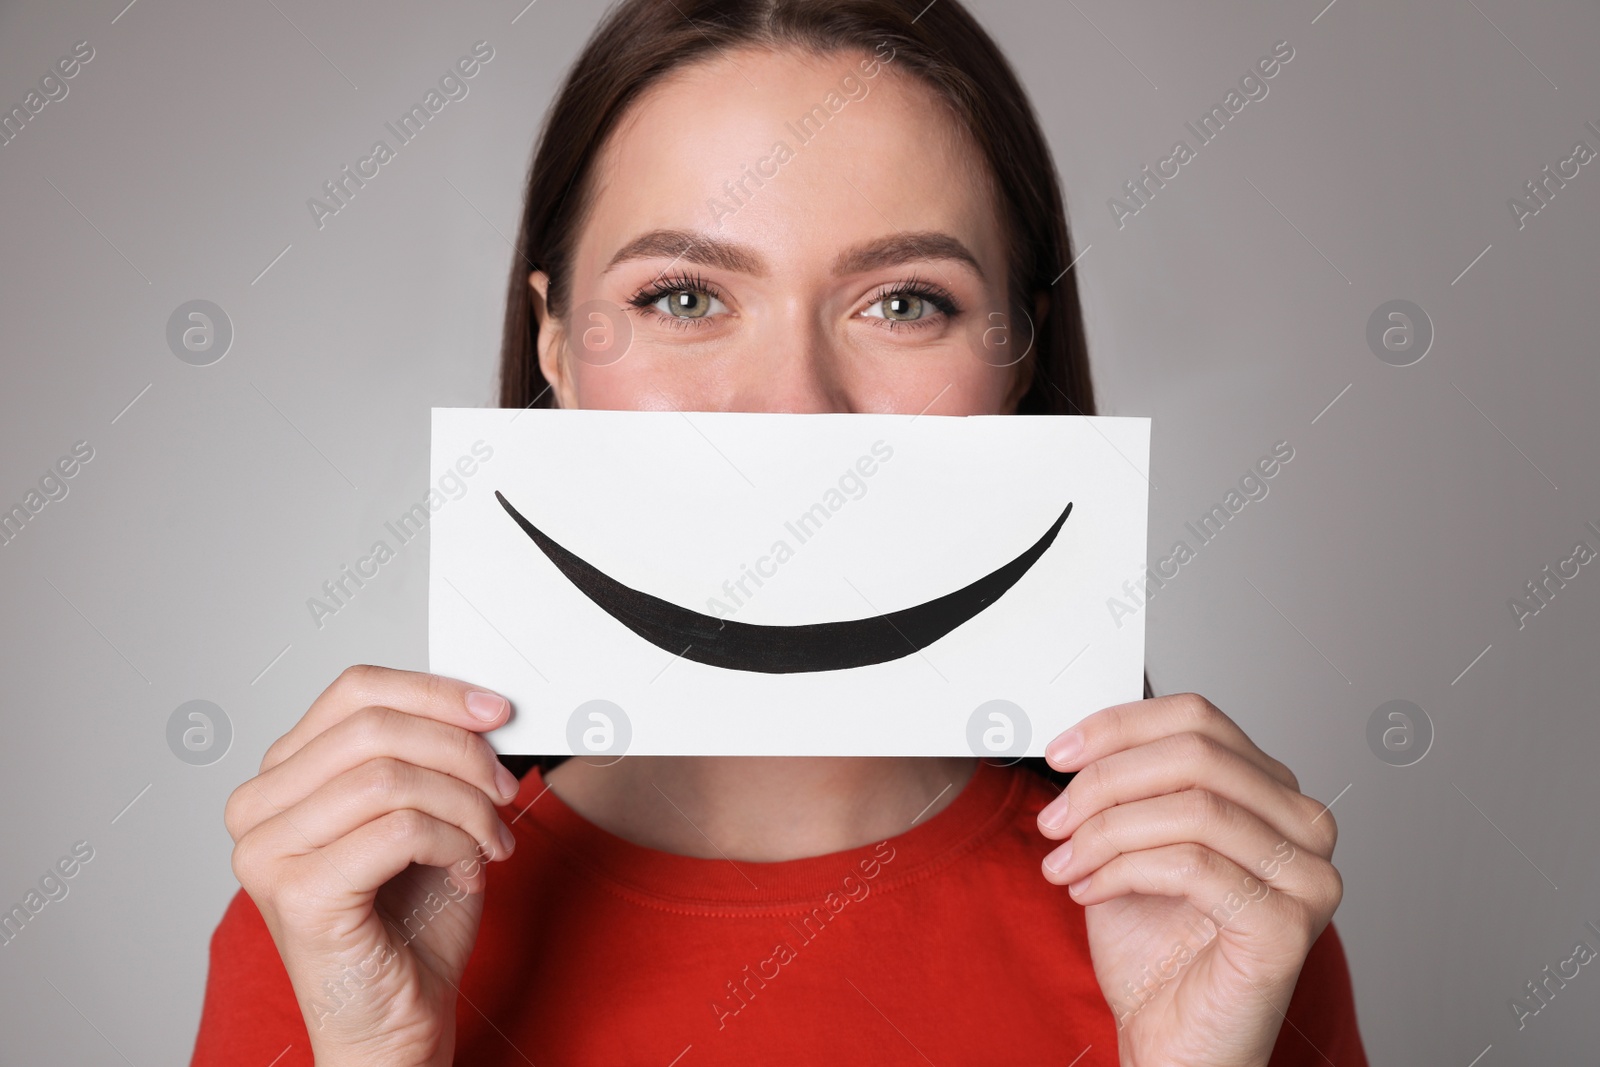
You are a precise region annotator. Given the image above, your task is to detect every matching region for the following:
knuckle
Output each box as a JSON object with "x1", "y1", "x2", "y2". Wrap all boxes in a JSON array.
[
  {"x1": 339, "y1": 662, "x2": 379, "y2": 687},
  {"x1": 455, "y1": 843, "x2": 489, "y2": 881},
  {"x1": 1174, "y1": 730, "x2": 1222, "y2": 767},
  {"x1": 336, "y1": 663, "x2": 383, "y2": 704},
  {"x1": 465, "y1": 783, "x2": 497, "y2": 820},
  {"x1": 468, "y1": 794, "x2": 501, "y2": 844},
  {"x1": 1297, "y1": 794, "x2": 1338, "y2": 850},
  {"x1": 1272, "y1": 757, "x2": 1302, "y2": 793},
  {"x1": 381, "y1": 807, "x2": 429, "y2": 844},
  {"x1": 1315, "y1": 808, "x2": 1339, "y2": 852},
  {"x1": 1184, "y1": 787, "x2": 1229, "y2": 828},
  {"x1": 356, "y1": 756, "x2": 406, "y2": 801},
  {"x1": 1075, "y1": 758, "x2": 1109, "y2": 805},
  {"x1": 1324, "y1": 862, "x2": 1345, "y2": 911},
  {"x1": 347, "y1": 705, "x2": 394, "y2": 750},
  {"x1": 1300, "y1": 855, "x2": 1343, "y2": 918},
  {"x1": 1097, "y1": 703, "x2": 1128, "y2": 742},
  {"x1": 1174, "y1": 692, "x2": 1215, "y2": 726},
  {"x1": 230, "y1": 834, "x2": 267, "y2": 890},
  {"x1": 1082, "y1": 809, "x2": 1113, "y2": 844},
  {"x1": 1173, "y1": 842, "x2": 1212, "y2": 880},
  {"x1": 222, "y1": 784, "x2": 251, "y2": 840},
  {"x1": 259, "y1": 734, "x2": 291, "y2": 773},
  {"x1": 448, "y1": 721, "x2": 479, "y2": 766},
  {"x1": 419, "y1": 670, "x2": 452, "y2": 708},
  {"x1": 473, "y1": 735, "x2": 504, "y2": 786}
]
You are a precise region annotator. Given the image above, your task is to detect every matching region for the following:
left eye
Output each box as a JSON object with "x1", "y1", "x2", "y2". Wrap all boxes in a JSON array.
[
  {"x1": 863, "y1": 293, "x2": 928, "y2": 322},
  {"x1": 651, "y1": 289, "x2": 727, "y2": 319}
]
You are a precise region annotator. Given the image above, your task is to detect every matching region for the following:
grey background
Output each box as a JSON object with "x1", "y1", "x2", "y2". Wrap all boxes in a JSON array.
[{"x1": 2, "y1": 0, "x2": 1596, "y2": 1062}]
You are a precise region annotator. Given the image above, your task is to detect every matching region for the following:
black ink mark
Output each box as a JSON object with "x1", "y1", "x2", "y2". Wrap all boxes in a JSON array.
[{"x1": 495, "y1": 491, "x2": 1072, "y2": 674}]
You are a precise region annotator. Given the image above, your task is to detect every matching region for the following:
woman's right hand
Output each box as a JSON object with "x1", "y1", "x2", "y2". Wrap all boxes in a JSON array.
[{"x1": 224, "y1": 665, "x2": 522, "y2": 1067}]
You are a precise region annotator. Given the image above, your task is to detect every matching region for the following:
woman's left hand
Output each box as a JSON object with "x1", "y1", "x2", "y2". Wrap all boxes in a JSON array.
[{"x1": 1036, "y1": 693, "x2": 1343, "y2": 1067}]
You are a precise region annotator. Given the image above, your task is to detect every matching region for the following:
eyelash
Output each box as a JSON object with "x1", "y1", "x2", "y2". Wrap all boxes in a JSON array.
[
  {"x1": 627, "y1": 272, "x2": 724, "y2": 329},
  {"x1": 861, "y1": 274, "x2": 961, "y2": 329},
  {"x1": 625, "y1": 272, "x2": 962, "y2": 329}
]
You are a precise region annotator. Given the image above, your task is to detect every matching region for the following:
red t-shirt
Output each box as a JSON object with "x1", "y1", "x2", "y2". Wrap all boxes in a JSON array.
[{"x1": 192, "y1": 759, "x2": 1368, "y2": 1065}]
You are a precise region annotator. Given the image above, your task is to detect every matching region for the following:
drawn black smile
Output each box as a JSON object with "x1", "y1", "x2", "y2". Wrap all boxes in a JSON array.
[{"x1": 494, "y1": 490, "x2": 1072, "y2": 675}]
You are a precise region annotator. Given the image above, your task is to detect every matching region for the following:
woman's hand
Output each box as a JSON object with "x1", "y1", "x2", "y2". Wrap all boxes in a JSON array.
[
  {"x1": 224, "y1": 665, "x2": 522, "y2": 1067},
  {"x1": 1036, "y1": 693, "x2": 1343, "y2": 1067}
]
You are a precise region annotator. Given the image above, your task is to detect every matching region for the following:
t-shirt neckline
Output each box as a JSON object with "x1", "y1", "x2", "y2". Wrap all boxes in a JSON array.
[{"x1": 505, "y1": 758, "x2": 1024, "y2": 913}]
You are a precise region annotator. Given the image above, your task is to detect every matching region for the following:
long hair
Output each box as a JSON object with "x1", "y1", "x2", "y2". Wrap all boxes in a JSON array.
[{"x1": 494, "y1": 0, "x2": 1149, "y2": 789}]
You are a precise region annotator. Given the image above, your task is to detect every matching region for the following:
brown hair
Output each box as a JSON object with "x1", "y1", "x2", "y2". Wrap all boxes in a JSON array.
[{"x1": 495, "y1": 0, "x2": 1149, "y2": 787}]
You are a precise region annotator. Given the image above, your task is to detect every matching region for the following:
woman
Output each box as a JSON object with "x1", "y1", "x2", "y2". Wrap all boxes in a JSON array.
[{"x1": 194, "y1": 1, "x2": 1367, "y2": 1063}]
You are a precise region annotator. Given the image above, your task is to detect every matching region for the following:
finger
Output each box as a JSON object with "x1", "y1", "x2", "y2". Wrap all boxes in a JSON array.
[
  {"x1": 1036, "y1": 732, "x2": 1336, "y2": 858},
  {"x1": 291, "y1": 809, "x2": 493, "y2": 900},
  {"x1": 1046, "y1": 841, "x2": 1317, "y2": 943},
  {"x1": 233, "y1": 807, "x2": 493, "y2": 905},
  {"x1": 1041, "y1": 790, "x2": 1328, "y2": 904},
  {"x1": 244, "y1": 759, "x2": 516, "y2": 868},
  {"x1": 228, "y1": 705, "x2": 520, "y2": 840},
  {"x1": 261, "y1": 665, "x2": 510, "y2": 773},
  {"x1": 1044, "y1": 693, "x2": 1298, "y2": 791}
]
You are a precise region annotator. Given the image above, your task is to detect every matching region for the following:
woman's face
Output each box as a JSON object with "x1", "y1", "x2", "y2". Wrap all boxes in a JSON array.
[{"x1": 531, "y1": 46, "x2": 1037, "y2": 416}]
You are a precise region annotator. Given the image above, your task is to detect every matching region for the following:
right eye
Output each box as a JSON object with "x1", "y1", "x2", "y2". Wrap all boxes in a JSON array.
[
  {"x1": 649, "y1": 288, "x2": 727, "y2": 319},
  {"x1": 629, "y1": 272, "x2": 730, "y2": 325}
]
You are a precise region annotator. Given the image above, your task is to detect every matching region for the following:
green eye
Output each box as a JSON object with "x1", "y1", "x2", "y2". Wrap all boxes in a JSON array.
[
  {"x1": 655, "y1": 289, "x2": 721, "y2": 318},
  {"x1": 867, "y1": 293, "x2": 927, "y2": 321},
  {"x1": 886, "y1": 294, "x2": 924, "y2": 320},
  {"x1": 631, "y1": 273, "x2": 728, "y2": 322}
]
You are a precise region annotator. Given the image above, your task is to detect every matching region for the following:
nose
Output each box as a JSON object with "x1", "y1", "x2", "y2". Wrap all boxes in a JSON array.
[{"x1": 725, "y1": 310, "x2": 854, "y2": 414}]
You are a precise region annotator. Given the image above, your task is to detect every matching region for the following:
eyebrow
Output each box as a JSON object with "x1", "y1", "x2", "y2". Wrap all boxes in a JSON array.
[{"x1": 604, "y1": 228, "x2": 983, "y2": 279}]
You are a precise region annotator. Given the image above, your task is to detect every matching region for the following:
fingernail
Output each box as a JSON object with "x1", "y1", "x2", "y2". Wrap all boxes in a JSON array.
[
  {"x1": 493, "y1": 764, "x2": 519, "y2": 801},
  {"x1": 1043, "y1": 842, "x2": 1073, "y2": 875},
  {"x1": 1046, "y1": 728, "x2": 1083, "y2": 766},
  {"x1": 1039, "y1": 794, "x2": 1071, "y2": 832},
  {"x1": 1068, "y1": 875, "x2": 1091, "y2": 896},
  {"x1": 466, "y1": 690, "x2": 508, "y2": 722},
  {"x1": 497, "y1": 820, "x2": 516, "y2": 856}
]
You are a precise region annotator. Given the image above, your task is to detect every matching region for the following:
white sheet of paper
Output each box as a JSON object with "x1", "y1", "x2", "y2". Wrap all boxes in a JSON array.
[{"x1": 429, "y1": 408, "x2": 1149, "y2": 757}]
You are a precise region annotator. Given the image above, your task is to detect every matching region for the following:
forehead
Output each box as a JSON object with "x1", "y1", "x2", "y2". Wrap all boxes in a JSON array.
[{"x1": 576, "y1": 45, "x2": 1007, "y2": 275}]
